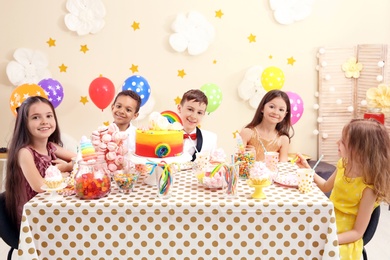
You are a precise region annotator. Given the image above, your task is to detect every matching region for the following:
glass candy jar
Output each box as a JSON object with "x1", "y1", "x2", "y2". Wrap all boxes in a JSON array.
[
  {"x1": 234, "y1": 145, "x2": 256, "y2": 179},
  {"x1": 364, "y1": 107, "x2": 385, "y2": 124},
  {"x1": 74, "y1": 160, "x2": 111, "y2": 199}
]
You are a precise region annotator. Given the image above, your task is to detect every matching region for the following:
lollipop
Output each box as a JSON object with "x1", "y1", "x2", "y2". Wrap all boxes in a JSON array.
[
  {"x1": 233, "y1": 130, "x2": 245, "y2": 153},
  {"x1": 158, "y1": 164, "x2": 173, "y2": 197}
]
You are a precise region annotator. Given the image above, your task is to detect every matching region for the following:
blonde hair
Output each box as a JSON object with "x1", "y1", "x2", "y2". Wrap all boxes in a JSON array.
[{"x1": 342, "y1": 119, "x2": 390, "y2": 203}]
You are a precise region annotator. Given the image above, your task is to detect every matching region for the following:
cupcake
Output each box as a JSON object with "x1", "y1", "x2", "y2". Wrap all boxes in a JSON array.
[
  {"x1": 44, "y1": 165, "x2": 63, "y2": 188},
  {"x1": 249, "y1": 162, "x2": 271, "y2": 185}
]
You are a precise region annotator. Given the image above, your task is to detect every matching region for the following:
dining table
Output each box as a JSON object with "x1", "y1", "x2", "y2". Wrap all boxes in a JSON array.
[{"x1": 17, "y1": 162, "x2": 339, "y2": 260}]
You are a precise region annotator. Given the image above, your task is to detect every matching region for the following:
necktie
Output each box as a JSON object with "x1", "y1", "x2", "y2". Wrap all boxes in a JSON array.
[{"x1": 183, "y1": 133, "x2": 197, "y2": 140}]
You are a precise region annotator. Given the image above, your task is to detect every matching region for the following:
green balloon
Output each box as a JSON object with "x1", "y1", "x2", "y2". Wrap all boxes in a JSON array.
[{"x1": 200, "y1": 83, "x2": 223, "y2": 113}]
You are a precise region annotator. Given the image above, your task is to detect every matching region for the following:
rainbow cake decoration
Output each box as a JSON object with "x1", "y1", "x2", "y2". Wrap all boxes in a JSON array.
[
  {"x1": 161, "y1": 110, "x2": 182, "y2": 124},
  {"x1": 135, "y1": 111, "x2": 184, "y2": 158}
]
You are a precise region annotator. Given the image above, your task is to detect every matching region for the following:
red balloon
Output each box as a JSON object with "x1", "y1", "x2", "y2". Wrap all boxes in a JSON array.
[{"x1": 89, "y1": 77, "x2": 115, "y2": 110}]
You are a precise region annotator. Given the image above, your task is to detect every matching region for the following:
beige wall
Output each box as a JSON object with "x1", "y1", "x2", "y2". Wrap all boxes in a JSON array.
[{"x1": 1, "y1": 0, "x2": 390, "y2": 159}]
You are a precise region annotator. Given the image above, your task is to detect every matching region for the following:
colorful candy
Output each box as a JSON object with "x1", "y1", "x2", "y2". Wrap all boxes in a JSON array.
[
  {"x1": 74, "y1": 171, "x2": 111, "y2": 199},
  {"x1": 234, "y1": 149, "x2": 255, "y2": 179},
  {"x1": 113, "y1": 171, "x2": 139, "y2": 192},
  {"x1": 155, "y1": 143, "x2": 171, "y2": 158},
  {"x1": 158, "y1": 164, "x2": 173, "y2": 197},
  {"x1": 224, "y1": 164, "x2": 238, "y2": 197}
]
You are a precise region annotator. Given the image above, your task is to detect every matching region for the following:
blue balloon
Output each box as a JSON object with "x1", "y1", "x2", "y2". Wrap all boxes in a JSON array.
[{"x1": 122, "y1": 75, "x2": 151, "y2": 107}]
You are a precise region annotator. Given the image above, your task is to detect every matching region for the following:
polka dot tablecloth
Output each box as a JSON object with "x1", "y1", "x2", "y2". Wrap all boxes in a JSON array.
[{"x1": 18, "y1": 163, "x2": 339, "y2": 260}]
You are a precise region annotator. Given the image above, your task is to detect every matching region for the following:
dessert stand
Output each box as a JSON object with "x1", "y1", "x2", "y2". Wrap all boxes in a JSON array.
[
  {"x1": 41, "y1": 182, "x2": 67, "y2": 200},
  {"x1": 246, "y1": 180, "x2": 271, "y2": 199},
  {"x1": 129, "y1": 152, "x2": 192, "y2": 186}
]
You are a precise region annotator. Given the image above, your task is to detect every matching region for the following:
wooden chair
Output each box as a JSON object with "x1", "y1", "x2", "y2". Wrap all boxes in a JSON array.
[
  {"x1": 362, "y1": 205, "x2": 381, "y2": 260},
  {"x1": 0, "y1": 192, "x2": 19, "y2": 260}
]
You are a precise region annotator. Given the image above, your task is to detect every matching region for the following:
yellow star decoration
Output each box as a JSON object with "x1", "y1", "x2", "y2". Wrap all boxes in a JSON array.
[
  {"x1": 59, "y1": 64, "x2": 68, "y2": 72},
  {"x1": 174, "y1": 96, "x2": 182, "y2": 105},
  {"x1": 131, "y1": 21, "x2": 140, "y2": 31},
  {"x1": 177, "y1": 69, "x2": 186, "y2": 78},
  {"x1": 287, "y1": 56, "x2": 296, "y2": 65},
  {"x1": 247, "y1": 34, "x2": 256, "y2": 43},
  {"x1": 269, "y1": 55, "x2": 273, "y2": 59},
  {"x1": 215, "y1": 9, "x2": 224, "y2": 18},
  {"x1": 80, "y1": 45, "x2": 89, "y2": 54},
  {"x1": 46, "y1": 38, "x2": 56, "y2": 47},
  {"x1": 103, "y1": 121, "x2": 110, "y2": 126},
  {"x1": 130, "y1": 64, "x2": 139, "y2": 73},
  {"x1": 213, "y1": 59, "x2": 217, "y2": 64},
  {"x1": 232, "y1": 130, "x2": 240, "y2": 138},
  {"x1": 80, "y1": 96, "x2": 88, "y2": 105}
]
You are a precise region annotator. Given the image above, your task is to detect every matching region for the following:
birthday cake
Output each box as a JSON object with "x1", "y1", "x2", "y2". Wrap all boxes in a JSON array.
[{"x1": 135, "y1": 111, "x2": 184, "y2": 158}]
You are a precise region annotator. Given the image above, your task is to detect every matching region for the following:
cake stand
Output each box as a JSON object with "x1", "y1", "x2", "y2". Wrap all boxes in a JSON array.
[
  {"x1": 246, "y1": 180, "x2": 271, "y2": 199},
  {"x1": 128, "y1": 152, "x2": 192, "y2": 186},
  {"x1": 41, "y1": 182, "x2": 67, "y2": 200}
]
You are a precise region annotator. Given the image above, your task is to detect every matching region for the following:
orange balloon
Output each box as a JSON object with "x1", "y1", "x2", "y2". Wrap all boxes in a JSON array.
[{"x1": 9, "y1": 83, "x2": 48, "y2": 116}]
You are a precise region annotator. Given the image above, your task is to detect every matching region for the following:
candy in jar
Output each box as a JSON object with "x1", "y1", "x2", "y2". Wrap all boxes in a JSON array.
[
  {"x1": 234, "y1": 145, "x2": 256, "y2": 179},
  {"x1": 74, "y1": 160, "x2": 111, "y2": 199}
]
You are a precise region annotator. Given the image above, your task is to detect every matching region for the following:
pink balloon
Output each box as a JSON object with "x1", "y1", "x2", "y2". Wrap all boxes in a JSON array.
[{"x1": 286, "y1": 91, "x2": 304, "y2": 125}]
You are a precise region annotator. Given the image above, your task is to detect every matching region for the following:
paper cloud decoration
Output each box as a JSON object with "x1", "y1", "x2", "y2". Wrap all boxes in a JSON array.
[
  {"x1": 6, "y1": 48, "x2": 51, "y2": 87},
  {"x1": 238, "y1": 66, "x2": 267, "y2": 109},
  {"x1": 269, "y1": 0, "x2": 315, "y2": 25},
  {"x1": 64, "y1": 0, "x2": 106, "y2": 36},
  {"x1": 169, "y1": 11, "x2": 215, "y2": 56}
]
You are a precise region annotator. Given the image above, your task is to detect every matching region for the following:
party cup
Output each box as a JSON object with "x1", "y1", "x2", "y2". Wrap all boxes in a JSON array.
[
  {"x1": 264, "y1": 151, "x2": 279, "y2": 173},
  {"x1": 296, "y1": 168, "x2": 314, "y2": 193}
]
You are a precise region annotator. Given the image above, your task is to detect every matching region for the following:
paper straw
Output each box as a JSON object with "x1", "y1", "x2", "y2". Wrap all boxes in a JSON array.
[
  {"x1": 259, "y1": 139, "x2": 267, "y2": 153},
  {"x1": 187, "y1": 136, "x2": 199, "y2": 154},
  {"x1": 312, "y1": 154, "x2": 324, "y2": 171}
]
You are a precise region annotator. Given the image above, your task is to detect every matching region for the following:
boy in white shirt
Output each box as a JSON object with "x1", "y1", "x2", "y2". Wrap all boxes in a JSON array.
[
  {"x1": 177, "y1": 89, "x2": 217, "y2": 161},
  {"x1": 111, "y1": 90, "x2": 141, "y2": 153}
]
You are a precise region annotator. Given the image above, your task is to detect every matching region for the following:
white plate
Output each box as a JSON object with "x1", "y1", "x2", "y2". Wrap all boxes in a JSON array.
[
  {"x1": 129, "y1": 152, "x2": 192, "y2": 165},
  {"x1": 273, "y1": 173, "x2": 298, "y2": 188},
  {"x1": 41, "y1": 182, "x2": 67, "y2": 192}
]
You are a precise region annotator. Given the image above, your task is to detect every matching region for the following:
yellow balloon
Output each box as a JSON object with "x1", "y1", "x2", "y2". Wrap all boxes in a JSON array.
[
  {"x1": 261, "y1": 66, "x2": 285, "y2": 91},
  {"x1": 9, "y1": 83, "x2": 48, "y2": 116}
]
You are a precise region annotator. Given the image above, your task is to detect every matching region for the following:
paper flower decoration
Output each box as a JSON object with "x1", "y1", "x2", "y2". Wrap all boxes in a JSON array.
[
  {"x1": 64, "y1": 0, "x2": 106, "y2": 36},
  {"x1": 169, "y1": 11, "x2": 215, "y2": 56},
  {"x1": 342, "y1": 57, "x2": 363, "y2": 78},
  {"x1": 269, "y1": 0, "x2": 314, "y2": 25},
  {"x1": 366, "y1": 83, "x2": 390, "y2": 115},
  {"x1": 6, "y1": 48, "x2": 51, "y2": 86},
  {"x1": 238, "y1": 66, "x2": 267, "y2": 109}
]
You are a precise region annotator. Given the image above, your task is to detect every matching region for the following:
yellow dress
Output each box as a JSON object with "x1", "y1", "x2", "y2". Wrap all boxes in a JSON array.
[{"x1": 330, "y1": 159, "x2": 378, "y2": 260}]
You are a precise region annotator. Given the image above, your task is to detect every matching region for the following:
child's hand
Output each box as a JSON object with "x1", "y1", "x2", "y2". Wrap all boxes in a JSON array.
[
  {"x1": 295, "y1": 153, "x2": 311, "y2": 169},
  {"x1": 52, "y1": 159, "x2": 72, "y2": 172}
]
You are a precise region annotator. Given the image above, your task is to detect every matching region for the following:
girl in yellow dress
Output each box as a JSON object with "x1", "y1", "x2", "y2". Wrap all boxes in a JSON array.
[{"x1": 296, "y1": 119, "x2": 390, "y2": 259}]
